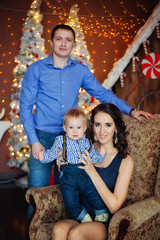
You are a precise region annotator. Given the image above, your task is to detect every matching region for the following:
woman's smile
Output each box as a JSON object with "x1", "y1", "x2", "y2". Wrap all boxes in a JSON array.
[{"x1": 99, "y1": 134, "x2": 107, "y2": 140}]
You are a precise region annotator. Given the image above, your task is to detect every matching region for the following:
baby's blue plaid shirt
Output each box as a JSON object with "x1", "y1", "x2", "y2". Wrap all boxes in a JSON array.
[{"x1": 41, "y1": 134, "x2": 105, "y2": 164}]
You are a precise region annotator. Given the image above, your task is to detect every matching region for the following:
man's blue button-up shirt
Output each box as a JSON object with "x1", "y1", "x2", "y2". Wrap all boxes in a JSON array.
[{"x1": 20, "y1": 54, "x2": 132, "y2": 145}]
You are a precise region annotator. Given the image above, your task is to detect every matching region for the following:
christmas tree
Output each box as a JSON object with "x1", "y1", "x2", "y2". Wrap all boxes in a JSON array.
[
  {"x1": 8, "y1": 0, "x2": 47, "y2": 171},
  {"x1": 66, "y1": 4, "x2": 99, "y2": 115}
]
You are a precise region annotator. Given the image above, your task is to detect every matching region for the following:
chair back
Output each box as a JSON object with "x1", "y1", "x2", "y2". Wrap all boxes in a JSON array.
[{"x1": 123, "y1": 115, "x2": 160, "y2": 206}]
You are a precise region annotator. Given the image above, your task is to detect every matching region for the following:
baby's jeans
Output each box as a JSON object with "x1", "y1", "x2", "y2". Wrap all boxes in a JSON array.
[{"x1": 59, "y1": 163, "x2": 108, "y2": 221}]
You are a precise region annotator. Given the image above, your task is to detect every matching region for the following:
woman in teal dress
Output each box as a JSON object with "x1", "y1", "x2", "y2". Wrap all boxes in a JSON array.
[{"x1": 52, "y1": 103, "x2": 134, "y2": 240}]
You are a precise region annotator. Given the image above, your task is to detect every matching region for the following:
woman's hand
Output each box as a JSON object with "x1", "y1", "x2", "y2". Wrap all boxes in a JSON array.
[{"x1": 78, "y1": 149, "x2": 97, "y2": 176}]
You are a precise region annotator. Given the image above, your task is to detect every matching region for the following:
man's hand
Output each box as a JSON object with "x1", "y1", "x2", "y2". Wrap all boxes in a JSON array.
[
  {"x1": 131, "y1": 109, "x2": 154, "y2": 121},
  {"x1": 32, "y1": 142, "x2": 45, "y2": 159}
]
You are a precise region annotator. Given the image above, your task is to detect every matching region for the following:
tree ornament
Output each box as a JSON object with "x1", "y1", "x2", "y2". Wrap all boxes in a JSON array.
[
  {"x1": 120, "y1": 72, "x2": 126, "y2": 88},
  {"x1": 141, "y1": 52, "x2": 160, "y2": 79},
  {"x1": 156, "y1": 23, "x2": 160, "y2": 39},
  {"x1": 132, "y1": 56, "x2": 139, "y2": 72},
  {"x1": 91, "y1": 97, "x2": 94, "y2": 103},
  {"x1": 143, "y1": 40, "x2": 150, "y2": 55}
]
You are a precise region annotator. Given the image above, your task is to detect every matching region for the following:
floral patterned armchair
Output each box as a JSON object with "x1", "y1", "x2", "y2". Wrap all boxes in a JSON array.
[{"x1": 25, "y1": 115, "x2": 160, "y2": 240}]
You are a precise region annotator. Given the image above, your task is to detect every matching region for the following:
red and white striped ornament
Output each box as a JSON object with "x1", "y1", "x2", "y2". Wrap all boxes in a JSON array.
[
  {"x1": 141, "y1": 52, "x2": 160, "y2": 79},
  {"x1": 143, "y1": 40, "x2": 150, "y2": 55},
  {"x1": 132, "y1": 56, "x2": 139, "y2": 72},
  {"x1": 120, "y1": 72, "x2": 126, "y2": 87},
  {"x1": 156, "y1": 23, "x2": 160, "y2": 39}
]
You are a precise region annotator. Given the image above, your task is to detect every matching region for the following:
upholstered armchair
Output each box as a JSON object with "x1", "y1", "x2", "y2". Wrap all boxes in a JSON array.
[{"x1": 25, "y1": 115, "x2": 160, "y2": 240}]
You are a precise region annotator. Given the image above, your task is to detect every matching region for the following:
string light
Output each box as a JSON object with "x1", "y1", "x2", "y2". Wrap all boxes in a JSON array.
[{"x1": 44, "y1": 0, "x2": 149, "y2": 40}]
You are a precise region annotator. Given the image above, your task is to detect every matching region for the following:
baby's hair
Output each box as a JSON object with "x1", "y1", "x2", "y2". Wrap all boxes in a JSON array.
[{"x1": 63, "y1": 108, "x2": 87, "y2": 126}]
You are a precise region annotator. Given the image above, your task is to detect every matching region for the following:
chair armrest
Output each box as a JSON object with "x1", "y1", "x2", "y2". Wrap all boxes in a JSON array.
[
  {"x1": 25, "y1": 184, "x2": 69, "y2": 240},
  {"x1": 108, "y1": 197, "x2": 160, "y2": 240}
]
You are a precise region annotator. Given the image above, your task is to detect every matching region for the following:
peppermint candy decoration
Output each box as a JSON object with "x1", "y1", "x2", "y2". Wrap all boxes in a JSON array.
[{"x1": 141, "y1": 53, "x2": 160, "y2": 79}]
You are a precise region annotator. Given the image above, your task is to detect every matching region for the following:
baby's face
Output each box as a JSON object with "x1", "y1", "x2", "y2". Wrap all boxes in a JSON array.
[{"x1": 63, "y1": 116, "x2": 87, "y2": 140}]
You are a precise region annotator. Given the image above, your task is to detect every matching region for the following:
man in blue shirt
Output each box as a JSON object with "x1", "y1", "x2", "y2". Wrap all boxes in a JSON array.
[{"x1": 20, "y1": 24, "x2": 153, "y2": 218}]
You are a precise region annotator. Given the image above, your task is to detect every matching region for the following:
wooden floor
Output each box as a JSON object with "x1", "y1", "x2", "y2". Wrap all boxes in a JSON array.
[{"x1": 0, "y1": 180, "x2": 28, "y2": 240}]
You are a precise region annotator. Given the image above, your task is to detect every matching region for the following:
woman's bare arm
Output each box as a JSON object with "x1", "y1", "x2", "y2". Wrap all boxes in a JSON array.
[{"x1": 78, "y1": 150, "x2": 134, "y2": 214}]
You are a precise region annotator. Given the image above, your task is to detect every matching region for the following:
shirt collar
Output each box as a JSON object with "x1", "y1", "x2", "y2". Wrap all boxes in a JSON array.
[
  {"x1": 46, "y1": 54, "x2": 75, "y2": 68},
  {"x1": 66, "y1": 134, "x2": 86, "y2": 144}
]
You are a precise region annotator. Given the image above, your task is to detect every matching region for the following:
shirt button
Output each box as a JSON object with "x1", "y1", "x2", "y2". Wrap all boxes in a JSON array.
[
  {"x1": 62, "y1": 93, "x2": 64, "y2": 96},
  {"x1": 62, "y1": 105, "x2": 64, "y2": 107},
  {"x1": 62, "y1": 81, "x2": 64, "y2": 84}
]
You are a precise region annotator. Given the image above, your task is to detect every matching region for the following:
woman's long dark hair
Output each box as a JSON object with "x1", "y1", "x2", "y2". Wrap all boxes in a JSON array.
[{"x1": 90, "y1": 103, "x2": 128, "y2": 158}]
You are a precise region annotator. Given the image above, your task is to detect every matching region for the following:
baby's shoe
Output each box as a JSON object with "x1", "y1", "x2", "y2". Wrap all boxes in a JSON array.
[
  {"x1": 82, "y1": 213, "x2": 92, "y2": 223},
  {"x1": 95, "y1": 213, "x2": 109, "y2": 222}
]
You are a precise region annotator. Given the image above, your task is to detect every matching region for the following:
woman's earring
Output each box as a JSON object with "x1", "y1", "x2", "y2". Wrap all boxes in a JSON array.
[
  {"x1": 94, "y1": 135, "x2": 98, "y2": 141},
  {"x1": 114, "y1": 131, "x2": 118, "y2": 144}
]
